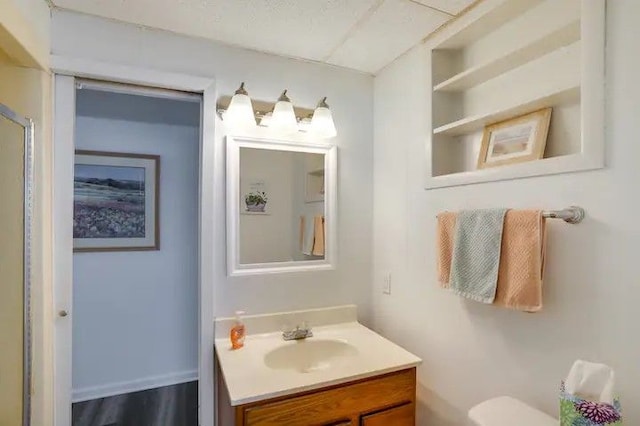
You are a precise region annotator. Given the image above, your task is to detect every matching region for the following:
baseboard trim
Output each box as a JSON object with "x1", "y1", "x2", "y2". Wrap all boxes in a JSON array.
[{"x1": 72, "y1": 370, "x2": 199, "y2": 403}]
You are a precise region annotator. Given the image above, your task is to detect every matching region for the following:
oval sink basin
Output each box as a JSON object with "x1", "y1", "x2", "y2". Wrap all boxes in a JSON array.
[{"x1": 264, "y1": 339, "x2": 358, "y2": 373}]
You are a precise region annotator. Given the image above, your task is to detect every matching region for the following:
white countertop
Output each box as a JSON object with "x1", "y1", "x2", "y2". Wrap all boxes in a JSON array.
[{"x1": 215, "y1": 321, "x2": 422, "y2": 406}]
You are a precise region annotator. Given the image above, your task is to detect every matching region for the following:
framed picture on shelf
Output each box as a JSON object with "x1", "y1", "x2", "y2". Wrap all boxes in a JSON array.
[
  {"x1": 73, "y1": 150, "x2": 160, "y2": 252},
  {"x1": 477, "y1": 108, "x2": 552, "y2": 169}
]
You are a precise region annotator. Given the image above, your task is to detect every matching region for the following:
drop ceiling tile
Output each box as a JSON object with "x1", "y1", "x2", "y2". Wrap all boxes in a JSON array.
[
  {"x1": 53, "y1": 0, "x2": 379, "y2": 62},
  {"x1": 326, "y1": 0, "x2": 450, "y2": 73},
  {"x1": 411, "y1": 0, "x2": 477, "y2": 15}
]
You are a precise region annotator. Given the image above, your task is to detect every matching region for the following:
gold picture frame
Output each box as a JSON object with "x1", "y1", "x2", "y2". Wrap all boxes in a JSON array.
[{"x1": 477, "y1": 108, "x2": 552, "y2": 169}]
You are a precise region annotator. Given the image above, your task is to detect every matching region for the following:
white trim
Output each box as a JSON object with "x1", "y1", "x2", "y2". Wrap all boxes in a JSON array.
[
  {"x1": 580, "y1": 0, "x2": 606, "y2": 169},
  {"x1": 51, "y1": 55, "x2": 213, "y2": 92},
  {"x1": 226, "y1": 135, "x2": 338, "y2": 277},
  {"x1": 199, "y1": 82, "x2": 218, "y2": 426},
  {"x1": 53, "y1": 74, "x2": 76, "y2": 426},
  {"x1": 52, "y1": 55, "x2": 218, "y2": 426},
  {"x1": 425, "y1": 153, "x2": 603, "y2": 189},
  {"x1": 75, "y1": 78, "x2": 202, "y2": 103},
  {"x1": 72, "y1": 370, "x2": 199, "y2": 403}
]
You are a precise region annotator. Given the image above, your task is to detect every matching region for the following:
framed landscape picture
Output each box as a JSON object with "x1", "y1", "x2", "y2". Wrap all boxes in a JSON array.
[
  {"x1": 477, "y1": 108, "x2": 552, "y2": 169},
  {"x1": 73, "y1": 150, "x2": 160, "y2": 252}
]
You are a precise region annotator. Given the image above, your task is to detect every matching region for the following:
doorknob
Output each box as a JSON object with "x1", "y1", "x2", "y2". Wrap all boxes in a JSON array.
[{"x1": 58, "y1": 310, "x2": 69, "y2": 318}]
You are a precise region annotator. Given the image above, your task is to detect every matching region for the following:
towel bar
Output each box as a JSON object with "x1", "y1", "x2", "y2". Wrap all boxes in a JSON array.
[
  {"x1": 437, "y1": 206, "x2": 585, "y2": 224},
  {"x1": 541, "y1": 206, "x2": 585, "y2": 224}
]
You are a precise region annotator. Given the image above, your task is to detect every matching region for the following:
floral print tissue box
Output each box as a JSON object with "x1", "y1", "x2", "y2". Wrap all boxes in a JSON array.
[{"x1": 560, "y1": 382, "x2": 623, "y2": 426}]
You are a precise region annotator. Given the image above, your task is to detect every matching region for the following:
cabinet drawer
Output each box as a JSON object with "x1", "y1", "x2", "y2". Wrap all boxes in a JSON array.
[
  {"x1": 241, "y1": 369, "x2": 415, "y2": 425},
  {"x1": 361, "y1": 403, "x2": 414, "y2": 426}
]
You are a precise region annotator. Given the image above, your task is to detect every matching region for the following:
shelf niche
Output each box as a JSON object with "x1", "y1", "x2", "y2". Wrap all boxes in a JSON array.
[{"x1": 425, "y1": 0, "x2": 605, "y2": 189}]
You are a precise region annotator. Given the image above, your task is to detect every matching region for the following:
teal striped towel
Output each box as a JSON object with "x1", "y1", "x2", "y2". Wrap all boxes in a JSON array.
[{"x1": 450, "y1": 208, "x2": 508, "y2": 303}]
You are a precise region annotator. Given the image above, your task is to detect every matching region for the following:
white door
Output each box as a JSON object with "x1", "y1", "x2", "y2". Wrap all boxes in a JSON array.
[{"x1": 52, "y1": 74, "x2": 76, "y2": 426}]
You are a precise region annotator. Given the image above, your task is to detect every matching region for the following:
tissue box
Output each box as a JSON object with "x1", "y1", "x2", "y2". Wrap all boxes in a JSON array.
[{"x1": 560, "y1": 381, "x2": 623, "y2": 426}]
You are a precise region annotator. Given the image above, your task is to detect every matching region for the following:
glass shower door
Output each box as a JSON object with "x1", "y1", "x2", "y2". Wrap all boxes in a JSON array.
[{"x1": 0, "y1": 103, "x2": 33, "y2": 426}]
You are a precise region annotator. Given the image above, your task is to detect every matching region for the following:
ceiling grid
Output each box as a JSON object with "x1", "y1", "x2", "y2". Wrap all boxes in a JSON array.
[{"x1": 52, "y1": 0, "x2": 478, "y2": 73}]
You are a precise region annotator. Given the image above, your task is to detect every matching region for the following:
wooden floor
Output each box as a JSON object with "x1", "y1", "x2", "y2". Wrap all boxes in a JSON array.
[{"x1": 72, "y1": 381, "x2": 198, "y2": 426}]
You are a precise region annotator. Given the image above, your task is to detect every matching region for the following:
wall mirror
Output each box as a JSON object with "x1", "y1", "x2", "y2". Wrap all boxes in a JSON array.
[
  {"x1": 0, "y1": 103, "x2": 34, "y2": 426},
  {"x1": 226, "y1": 136, "x2": 337, "y2": 276}
]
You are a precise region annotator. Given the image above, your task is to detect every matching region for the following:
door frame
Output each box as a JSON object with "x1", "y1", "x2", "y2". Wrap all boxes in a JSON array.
[{"x1": 51, "y1": 55, "x2": 218, "y2": 426}]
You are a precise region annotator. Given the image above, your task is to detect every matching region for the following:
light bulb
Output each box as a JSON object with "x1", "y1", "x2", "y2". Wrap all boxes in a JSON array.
[
  {"x1": 310, "y1": 97, "x2": 337, "y2": 139},
  {"x1": 224, "y1": 82, "x2": 255, "y2": 130},
  {"x1": 269, "y1": 90, "x2": 298, "y2": 134}
]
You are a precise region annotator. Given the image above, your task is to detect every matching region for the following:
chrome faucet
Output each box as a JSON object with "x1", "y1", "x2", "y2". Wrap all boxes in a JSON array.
[{"x1": 282, "y1": 322, "x2": 313, "y2": 341}]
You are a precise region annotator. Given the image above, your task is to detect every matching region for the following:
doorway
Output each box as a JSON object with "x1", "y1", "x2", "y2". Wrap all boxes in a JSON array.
[
  {"x1": 53, "y1": 71, "x2": 217, "y2": 426},
  {"x1": 73, "y1": 82, "x2": 201, "y2": 425}
]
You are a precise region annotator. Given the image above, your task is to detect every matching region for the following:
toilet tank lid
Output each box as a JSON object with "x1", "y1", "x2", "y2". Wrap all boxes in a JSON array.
[{"x1": 468, "y1": 396, "x2": 557, "y2": 426}]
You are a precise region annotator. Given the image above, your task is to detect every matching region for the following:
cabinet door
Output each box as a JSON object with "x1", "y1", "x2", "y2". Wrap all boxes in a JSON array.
[
  {"x1": 242, "y1": 369, "x2": 415, "y2": 425},
  {"x1": 361, "y1": 403, "x2": 414, "y2": 426}
]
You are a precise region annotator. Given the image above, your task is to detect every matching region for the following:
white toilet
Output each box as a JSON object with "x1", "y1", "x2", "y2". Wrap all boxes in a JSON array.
[{"x1": 468, "y1": 396, "x2": 557, "y2": 426}]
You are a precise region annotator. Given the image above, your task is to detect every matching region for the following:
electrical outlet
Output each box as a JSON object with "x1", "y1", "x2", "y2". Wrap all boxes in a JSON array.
[{"x1": 383, "y1": 272, "x2": 392, "y2": 295}]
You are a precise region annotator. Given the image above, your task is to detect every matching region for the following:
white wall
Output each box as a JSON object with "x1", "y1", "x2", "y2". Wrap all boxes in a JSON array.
[
  {"x1": 1, "y1": 0, "x2": 50, "y2": 69},
  {"x1": 51, "y1": 9, "x2": 374, "y2": 321},
  {"x1": 72, "y1": 90, "x2": 200, "y2": 400},
  {"x1": 10, "y1": 0, "x2": 50, "y2": 48},
  {"x1": 239, "y1": 148, "x2": 294, "y2": 264},
  {"x1": 373, "y1": 0, "x2": 640, "y2": 424}
]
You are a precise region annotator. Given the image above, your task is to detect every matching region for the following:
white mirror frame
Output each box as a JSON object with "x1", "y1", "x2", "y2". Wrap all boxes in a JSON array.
[{"x1": 226, "y1": 135, "x2": 337, "y2": 276}]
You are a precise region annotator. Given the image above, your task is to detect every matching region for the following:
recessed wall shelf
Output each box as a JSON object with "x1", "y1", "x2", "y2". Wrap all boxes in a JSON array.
[
  {"x1": 425, "y1": 0, "x2": 605, "y2": 189},
  {"x1": 434, "y1": 85, "x2": 580, "y2": 137},
  {"x1": 433, "y1": 21, "x2": 580, "y2": 93}
]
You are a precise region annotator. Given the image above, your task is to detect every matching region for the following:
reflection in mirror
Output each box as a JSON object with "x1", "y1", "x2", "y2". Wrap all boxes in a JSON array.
[
  {"x1": 239, "y1": 148, "x2": 325, "y2": 264},
  {"x1": 0, "y1": 104, "x2": 32, "y2": 426},
  {"x1": 227, "y1": 136, "x2": 336, "y2": 276}
]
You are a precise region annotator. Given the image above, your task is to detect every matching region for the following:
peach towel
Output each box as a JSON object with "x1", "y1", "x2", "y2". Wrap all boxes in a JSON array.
[
  {"x1": 437, "y1": 210, "x2": 546, "y2": 312},
  {"x1": 312, "y1": 215, "x2": 325, "y2": 256},
  {"x1": 299, "y1": 215, "x2": 325, "y2": 256}
]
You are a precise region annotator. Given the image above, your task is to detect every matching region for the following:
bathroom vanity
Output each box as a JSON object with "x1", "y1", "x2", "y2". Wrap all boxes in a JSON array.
[
  {"x1": 215, "y1": 306, "x2": 421, "y2": 426},
  {"x1": 231, "y1": 368, "x2": 415, "y2": 425}
]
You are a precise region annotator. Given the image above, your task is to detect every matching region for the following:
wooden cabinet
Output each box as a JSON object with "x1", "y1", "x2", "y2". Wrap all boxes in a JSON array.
[
  {"x1": 232, "y1": 368, "x2": 416, "y2": 426},
  {"x1": 361, "y1": 403, "x2": 414, "y2": 426}
]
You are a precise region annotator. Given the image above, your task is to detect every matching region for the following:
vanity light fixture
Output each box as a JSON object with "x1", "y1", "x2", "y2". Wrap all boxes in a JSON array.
[
  {"x1": 269, "y1": 90, "x2": 299, "y2": 135},
  {"x1": 258, "y1": 111, "x2": 273, "y2": 127},
  {"x1": 310, "y1": 97, "x2": 337, "y2": 139},
  {"x1": 217, "y1": 85, "x2": 338, "y2": 137},
  {"x1": 223, "y1": 82, "x2": 256, "y2": 130}
]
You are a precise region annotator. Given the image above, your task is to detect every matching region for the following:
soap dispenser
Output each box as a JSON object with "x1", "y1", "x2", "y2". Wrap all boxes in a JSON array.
[{"x1": 230, "y1": 310, "x2": 246, "y2": 350}]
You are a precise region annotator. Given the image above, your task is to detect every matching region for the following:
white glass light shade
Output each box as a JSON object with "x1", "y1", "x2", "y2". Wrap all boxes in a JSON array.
[
  {"x1": 270, "y1": 100, "x2": 299, "y2": 134},
  {"x1": 297, "y1": 117, "x2": 312, "y2": 133},
  {"x1": 259, "y1": 112, "x2": 273, "y2": 127},
  {"x1": 224, "y1": 92, "x2": 255, "y2": 130},
  {"x1": 310, "y1": 106, "x2": 337, "y2": 138}
]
